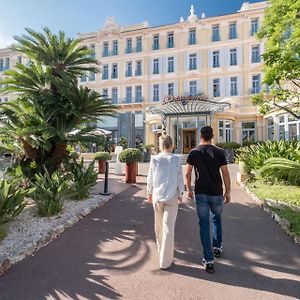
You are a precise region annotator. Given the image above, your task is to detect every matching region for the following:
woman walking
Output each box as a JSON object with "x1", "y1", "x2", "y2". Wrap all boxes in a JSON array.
[{"x1": 147, "y1": 135, "x2": 184, "y2": 269}]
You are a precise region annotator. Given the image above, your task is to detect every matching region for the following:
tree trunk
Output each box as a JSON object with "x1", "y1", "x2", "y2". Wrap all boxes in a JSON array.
[{"x1": 20, "y1": 139, "x2": 39, "y2": 160}]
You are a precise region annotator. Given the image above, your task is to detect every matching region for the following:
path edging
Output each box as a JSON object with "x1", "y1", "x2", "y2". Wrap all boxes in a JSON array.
[
  {"x1": 240, "y1": 182, "x2": 300, "y2": 246},
  {"x1": 0, "y1": 192, "x2": 115, "y2": 276}
]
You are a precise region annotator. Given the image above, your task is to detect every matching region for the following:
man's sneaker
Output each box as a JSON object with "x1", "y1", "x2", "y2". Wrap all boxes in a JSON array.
[
  {"x1": 213, "y1": 245, "x2": 223, "y2": 258},
  {"x1": 202, "y1": 259, "x2": 214, "y2": 273}
]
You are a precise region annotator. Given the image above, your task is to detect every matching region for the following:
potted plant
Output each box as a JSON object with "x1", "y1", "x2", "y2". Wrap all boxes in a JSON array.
[
  {"x1": 118, "y1": 148, "x2": 143, "y2": 183},
  {"x1": 119, "y1": 137, "x2": 128, "y2": 149},
  {"x1": 216, "y1": 142, "x2": 241, "y2": 163},
  {"x1": 93, "y1": 152, "x2": 112, "y2": 174},
  {"x1": 143, "y1": 144, "x2": 154, "y2": 162}
]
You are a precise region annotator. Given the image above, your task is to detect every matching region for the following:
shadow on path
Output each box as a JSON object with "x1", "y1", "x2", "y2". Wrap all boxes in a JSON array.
[{"x1": 0, "y1": 185, "x2": 299, "y2": 299}]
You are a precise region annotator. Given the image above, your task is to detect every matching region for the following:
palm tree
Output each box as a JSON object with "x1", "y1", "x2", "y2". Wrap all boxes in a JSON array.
[{"x1": 0, "y1": 28, "x2": 117, "y2": 175}]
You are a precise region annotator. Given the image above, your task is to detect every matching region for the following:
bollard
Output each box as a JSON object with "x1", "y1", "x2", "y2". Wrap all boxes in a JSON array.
[{"x1": 100, "y1": 161, "x2": 111, "y2": 196}]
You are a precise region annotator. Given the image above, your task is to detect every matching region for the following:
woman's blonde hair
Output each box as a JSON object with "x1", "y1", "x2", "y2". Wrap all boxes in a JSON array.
[{"x1": 159, "y1": 135, "x2": 173, "y2": 152}]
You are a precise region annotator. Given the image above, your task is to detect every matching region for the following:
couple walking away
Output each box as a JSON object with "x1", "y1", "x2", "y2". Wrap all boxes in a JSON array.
[{"x1": 147, "y1": 126, "x2": 231, "y2": 273}]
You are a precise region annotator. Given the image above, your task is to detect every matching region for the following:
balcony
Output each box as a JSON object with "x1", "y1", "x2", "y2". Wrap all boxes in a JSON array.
[
  {"x1": 189, "y1": 38, "x2": 196, "y2": 45},
  {"x1": 125, "y1": 48, "x2": 132, "y2": 54},
  {"x1": 212, "y1": 34, "x2": 220, "y2": 42},
  {"x1": 102, "y1": 74, "x2": 109, "y2": 80},
  {"x1": 152, "y1": 44, "x2": 160, "y2": 51},
  {"x1": 125, "y1": 70, "x2": 132, "y2": 77},
  {"x1": 111, "y1": 73, "x2": 118, "y2": 79},
  {"x1": 249, "y1": 87, "x2": 261, "y2": 94},
  {"x1": 119, "y1": 97, "x2": 144, "y2": 104},
  {"x1": 135, "y1": 46, "x2": 142, "y2": 52},
  {"x1": 167, "y1": 41, "x2": 174, "y2": 48}
]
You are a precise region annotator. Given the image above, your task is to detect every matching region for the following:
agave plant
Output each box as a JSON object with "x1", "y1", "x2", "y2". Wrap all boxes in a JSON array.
[
  {"x1": 259, "y1": 151, "x2": 300, "y2": 185},
  {"x1": 68, "y1": 158, "x2": 98, "y2": 200},
  {"x1": 30, "y1": 169, "x2": 69, "y2": 217},
  {"x1": 0, "y1": 27, "x2": 117, "y2": 176}
]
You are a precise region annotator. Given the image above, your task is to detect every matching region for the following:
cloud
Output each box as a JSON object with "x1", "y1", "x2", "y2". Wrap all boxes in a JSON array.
[{"x1": 0, "y1": 29, "x2": 14, "y2": 49}]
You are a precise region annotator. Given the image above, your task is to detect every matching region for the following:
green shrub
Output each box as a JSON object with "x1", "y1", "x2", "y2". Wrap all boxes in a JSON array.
[
  {"x1": 119, "y1": 137, "x2": 128, "y2": 149},
  {"x1": 216, "y1": 142, "x2": 241, "y2": 150},
  {"x1": 30, "y1": 170, "x2": 69, "y2": 217},
  {"x1": 0, "y1": 180, "x2": 27, "y2": 224},
  {"x1": 118, "y1": 148, "x2": 143, "y2": 164},
  {"x1": 69, "y1": 151, "x2": 79, "y2": 160},
  {"x1": 237, "y1": 140, "x2": 300, "y2": 170},
  {"x1": 93, "y1": 151, "x2": 112, "y2": 161},
  {"x1": 69, "y1": 159, "x2": 98, "y2": 200},
  {"x1": 143, "y1": 144, "x2": 155, "y2": 152}
]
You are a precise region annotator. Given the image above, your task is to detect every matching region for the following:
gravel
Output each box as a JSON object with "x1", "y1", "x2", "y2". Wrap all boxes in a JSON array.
[{"x1": 0, "y1": 192, "x2": 113, "y2": 275}]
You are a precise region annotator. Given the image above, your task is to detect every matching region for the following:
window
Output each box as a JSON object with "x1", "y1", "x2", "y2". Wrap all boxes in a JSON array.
[
  {"x1": 112, "y1": 40, "x2": 118, "y2": 55},
  {"x1": 251, "y1": 74, "x2": 261, "y2": 94},
  {"x1": 80, "y1": 72, "x2": 87, "y2": 82},
  {"x1": 168, "y1": 57, "x2": 174, "y2": 73},
  {"x1": 242, "y1": 122, "x2": 256, "y2": 142},
  {"x1": 1, "y1": 58, "x2": 10, "y2": 71},
  {"x1": 168, "y1": 83, "x2": 174, "y2": 96},
  {"x1": 0, "y1": 59, "x2": 3, "y2": 71},
  {"x1": 230, "y1": 77, "x2": 238, "y2": 96},
  {"x1": 189, "y1": 54, "x2": 197, "y2": 70},
  {"x1": 89, "y1": 71, "x2": 95, "y2": 81},
  {"x1": 251, "y1": 45, "x2": 261, "y2": 63},
  {"x1": 213, "y1": 78, "x2": 220, "y2": 97},
  {"x1": 103, "y1": 42, "x2": 109, "y2": 57},
  {"x1": 153, "y1": 34, "x2": 159, "y2": 50},
  {"x1": 5, "y1": 58, "x2": 10, "y2": 70},
  {"x1": 189, "y1": 28, "x2": 196, "y2": 45},
  {"x1": 126, "y1": 61, "x2": 132, "y2": 77},
  {"x1": 229, "y1": 48, "x2": 237, "y2": 66},
  {"x1": 17, "y1": 56, "x2": 22, "y2": 64},
  {"x1": 112, "y1": 88, "x2": 118, "y2": 104},
  {"x1": 153, "y1": 58, "x2": 159, "y2": 74},
  {"x1": 126, "y1": 86, "x2": 132, "y2": 103},
  {"x1": 102, "y1": 88, "x2": 108, "y2": 98},
  {"x1": 102, "y1": 65, "x2": 109, "y2": 80},
  {"x1": 229, "y1": 22, "x2": 237, "y2": 39},
  {"x1": 112, "y1": 63, "x2": 118, "y2": 79},
  {"x1": 135, "y1": 85, "x2": 142, "y2": 102},
  {"x1": 136, "y1": 36, "x2": 142, "y2": 52},
  {"x1": 219, "y1": 120, "x2": 233, "y2": 142},
  {"x1": 135, "y1": 60, "x2": 142, "y2": 76},
  {"x1": 250, "y1": 18, "x2": 259, "y2": 36},
  {"x1": 153, "y1": 84, "x2": 159, "y2": 101},
  {"x1": 189, "y1": 81, "x2": 197, "y2": 96},
  {"x1": 212, "y1": 51, "x2": 220, "y2": 68},
  {"x1": 90, "y1": 44, "x2": 96, "y2": 58},
  {"x1": 167, "y1": 32, "x2": 174, "y2": 48},
  {"x1": 267, "y1": 118, "x2": 274, "y2": 141},
  {"x1": 212, "y1": 25, "x2": 220, "y2": 42},
  {"x1": 126, "y1": 38, "x2": 132, "y2": 54},
  {"x1": 278, "y1": 114, "x2": 300, "y2": 140}
]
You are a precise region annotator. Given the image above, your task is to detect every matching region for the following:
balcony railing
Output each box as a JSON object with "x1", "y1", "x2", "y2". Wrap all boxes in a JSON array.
[
  {"x1": 135, "y1": 69, "x2": 142, "y2": 76},
  {"x1": 125, "y1": 70, "x2": 132, "y2": 77},
  {"x1": 120, "y1": 97, "x2": 144, "y2": 104},
  {"x1": 152, "y1": 44, "x2": 160, "y2": 51}
]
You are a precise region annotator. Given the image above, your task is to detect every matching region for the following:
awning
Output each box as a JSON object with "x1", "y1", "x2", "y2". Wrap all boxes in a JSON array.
[{"x1": 149, "y1": 95, "x2": 231, "y2": 117}]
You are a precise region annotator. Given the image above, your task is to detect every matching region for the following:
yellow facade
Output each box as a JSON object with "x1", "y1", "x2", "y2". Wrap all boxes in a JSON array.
[{"x1": 2, "y1": 1, "x2": 289, "y2": 151}]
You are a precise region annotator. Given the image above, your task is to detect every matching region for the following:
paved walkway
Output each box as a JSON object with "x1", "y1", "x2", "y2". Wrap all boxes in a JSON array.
[{"x1": 0, "y1": 166, "x2": 300, "y2": 299}]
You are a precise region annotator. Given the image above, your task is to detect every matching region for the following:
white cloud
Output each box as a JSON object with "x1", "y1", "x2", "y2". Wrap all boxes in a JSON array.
[{"x1": 0, "y1": 29, "x2": 14, "y2": 49}]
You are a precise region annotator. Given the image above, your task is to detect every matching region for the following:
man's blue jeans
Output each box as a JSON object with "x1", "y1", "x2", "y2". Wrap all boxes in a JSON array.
[{"x1": 195, "y1": 194, "x2": 224, "y2": 262}]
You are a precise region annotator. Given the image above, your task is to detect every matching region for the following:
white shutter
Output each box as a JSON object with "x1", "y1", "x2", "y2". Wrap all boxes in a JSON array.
[
  {"x1": 150, "y1": 58, "x2": 153, "y2": 75},
  {"x1": 238, "y1": 75, "x2": 243, "y2": 96},
  {"x1": 220, "y1": 77, "x2": 225, "y2": 98},
  {"x1": 208, "y1": 78, "x2": 213, "y2": 98},
  {"x1": 224, "y1": 48, "x2": 229, "y2": 67},
  {"x1": 160, "y1": 57, "x2": 164, "y2": 74},
  {"x1": 208, "y1": 51, "x2": 212, "y2": 69},
  {"x1": 197, "y1": 51, "x2": 201, "y2": 70},
  {"x1": 237, "y1": 46, "x2": 243, "y2": 65},
  {"x1": 185, "y1": 52, "x2": 189, "y2": 71},
  {"x1": 150, "y1": 84, "x2": 154, "y2": 102},
  {"x1": 174, "y1": 81, "x2": 178, "y2": 96},
  {"x1": 184, "y1": 80, "x2": 189, "y2": 96},
  {"x1": 197, "y1": 79, "x2": 202, "y2": 95}
]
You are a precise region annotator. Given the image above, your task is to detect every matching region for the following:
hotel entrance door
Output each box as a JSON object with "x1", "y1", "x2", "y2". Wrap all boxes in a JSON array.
[{"x1": 182, "y1": 129, "x2": 196, "y2": 154}]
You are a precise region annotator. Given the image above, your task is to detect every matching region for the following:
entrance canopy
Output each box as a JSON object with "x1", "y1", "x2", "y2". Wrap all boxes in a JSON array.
[{"x1": 149, "y1": 95, "x2": 231, "y2": 117}]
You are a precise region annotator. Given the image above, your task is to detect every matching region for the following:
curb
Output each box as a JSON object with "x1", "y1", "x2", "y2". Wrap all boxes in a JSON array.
[
  {"x1": 0, "y1": 193, "x2": 115, "y2": 276},
  {"x1": 240, "y1": 182, "x2": 300, "y2": 246}
]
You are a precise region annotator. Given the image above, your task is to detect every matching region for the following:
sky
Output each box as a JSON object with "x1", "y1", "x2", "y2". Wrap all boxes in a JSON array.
[{"x1": 0, "y1": 0, "x2": 265, "y2": 48}]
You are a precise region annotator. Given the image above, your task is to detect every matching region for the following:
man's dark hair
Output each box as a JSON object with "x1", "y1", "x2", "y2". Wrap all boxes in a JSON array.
[{"x1": 201, "y1": 126, "x2": 214, "y2": 141}]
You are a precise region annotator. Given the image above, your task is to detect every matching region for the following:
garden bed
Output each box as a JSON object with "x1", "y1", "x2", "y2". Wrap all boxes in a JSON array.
[
  {"x1": 0, "y1": 191, "x2": 113, "y2": 276},
  {"x1": 242, "y1": 180, "x2": 300, "y2": 245}
]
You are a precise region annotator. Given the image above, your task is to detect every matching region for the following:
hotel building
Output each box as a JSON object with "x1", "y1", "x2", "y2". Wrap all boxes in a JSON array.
[{"x1": 1, "y1": 1, "x2": 299, "y2": 153}]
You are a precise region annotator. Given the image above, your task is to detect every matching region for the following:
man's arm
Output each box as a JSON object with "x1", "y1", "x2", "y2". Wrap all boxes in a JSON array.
[
  {"x1": 146, "y1": 158, "x2": 154, "y2": 204},
  {"x1": 221, "y1": 165, "x2": 231, "y2": 204},
  {"x1": 185, "y1": 163, "x2": 194, "y2": 199}
]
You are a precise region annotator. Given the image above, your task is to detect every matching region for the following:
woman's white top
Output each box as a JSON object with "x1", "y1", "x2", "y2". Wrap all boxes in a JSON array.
[{"x1": 147, "y1": 153, "x2": 184, "y2": 204}]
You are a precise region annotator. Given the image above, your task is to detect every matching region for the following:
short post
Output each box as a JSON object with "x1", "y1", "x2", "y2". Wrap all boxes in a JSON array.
[{"x1": 100, "y1": 161, "x2": 111, "y2": 195}]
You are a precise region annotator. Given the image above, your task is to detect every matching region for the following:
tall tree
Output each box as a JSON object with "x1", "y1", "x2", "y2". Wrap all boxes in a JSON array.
[
  {"x1": 252, "y1": 0, "x2": 300, "y2": 119},
  {"x1": 0, "y1": 28, "x2": 117, "y2": 174}
]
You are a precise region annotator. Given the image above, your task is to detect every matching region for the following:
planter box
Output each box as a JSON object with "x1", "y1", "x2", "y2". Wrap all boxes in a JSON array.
[{"x1": 125, "y1": 162, "x2": 137, "y2": 183}]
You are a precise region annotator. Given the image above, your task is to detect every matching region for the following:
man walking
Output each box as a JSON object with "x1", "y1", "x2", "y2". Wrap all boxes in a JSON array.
[{"x1": 185, "y1": 126, "x2": 231, "y2": 273}]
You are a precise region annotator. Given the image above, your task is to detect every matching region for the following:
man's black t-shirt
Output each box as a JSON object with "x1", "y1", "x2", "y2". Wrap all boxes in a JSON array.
[{"x1": 186, "y1": 145, "x2": 227, "y2": 196}]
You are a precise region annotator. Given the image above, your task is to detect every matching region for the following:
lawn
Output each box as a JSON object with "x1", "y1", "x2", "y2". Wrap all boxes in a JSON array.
[
  {"x1": 271, "y1": 208, "x2": 300, "y2": 236},
  {"x1": 247, "y1": 180, "x2": 300, "y2": 206}
]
